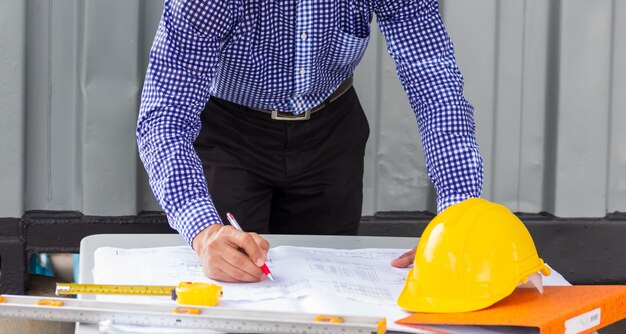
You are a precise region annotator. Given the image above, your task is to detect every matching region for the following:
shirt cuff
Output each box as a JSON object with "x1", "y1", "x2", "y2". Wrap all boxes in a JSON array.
[
  {"x1": 170, "y1": 197, "x2": 223, "y2": 247},
  {"x1": 437, "y1": 194, "x2": 477, "y2": 214}
]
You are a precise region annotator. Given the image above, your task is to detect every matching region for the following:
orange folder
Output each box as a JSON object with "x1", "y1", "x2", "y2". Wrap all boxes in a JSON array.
[{"x1": 396, "y1": 285, "x2": 626, "y2": 334}]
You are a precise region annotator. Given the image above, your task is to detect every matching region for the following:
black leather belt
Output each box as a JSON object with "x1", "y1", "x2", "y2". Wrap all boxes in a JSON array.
[{"x1": 251, "y1": 76, "x2": 353, "y2": 121}]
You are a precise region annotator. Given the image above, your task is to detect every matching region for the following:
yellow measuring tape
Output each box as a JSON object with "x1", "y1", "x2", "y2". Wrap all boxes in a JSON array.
[{"x1": 55, "y1": 282, "x2": 223, "y2": 306}]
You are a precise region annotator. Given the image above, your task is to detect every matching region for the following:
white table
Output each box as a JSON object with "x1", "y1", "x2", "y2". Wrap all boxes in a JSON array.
[{"x1": 75, "y1": 234, "x2": 419, "y2": 334}]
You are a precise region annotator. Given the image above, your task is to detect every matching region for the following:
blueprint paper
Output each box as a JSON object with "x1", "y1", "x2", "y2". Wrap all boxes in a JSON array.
[
  {"x1": 93, "y1": 246, "x2": 409, "y2": 303},
  {"x1": 93, "y1": 245, "x2": 570, "y2": 334}
]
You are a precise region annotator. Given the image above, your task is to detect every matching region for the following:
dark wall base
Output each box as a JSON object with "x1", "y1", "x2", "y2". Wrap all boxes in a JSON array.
[
  {"x1": 23, "y1": 211, "x2": 176, "y2": 253},
  {"x1": 0, "y1": 238, "x2": 26, "y2": 294},
  {"x1": 0, "y1": 211, "x2": 625, "y2": 293},
  {"x1": 1, "y1": 212, "x2": 177, "y2": 294},
  {"x1": 0, "y1": 218, "x2": 26, "y2": 294}
]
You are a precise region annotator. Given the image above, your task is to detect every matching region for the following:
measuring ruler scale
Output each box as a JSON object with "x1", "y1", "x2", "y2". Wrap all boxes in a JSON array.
[
  {"x1": 0, "y1": 294, "x2": 386, "y2": 334},
  {"x1": 55, "y1": 282, "x2": 223, "y2": 306},
  {"x1": 56, "y1": 282, "x2": 174, "y2": 296}
]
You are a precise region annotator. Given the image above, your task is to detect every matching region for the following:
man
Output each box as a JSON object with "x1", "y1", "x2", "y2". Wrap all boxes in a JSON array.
[{"x1": 137, "y1": 0, "x2": 483, "y2": 282}]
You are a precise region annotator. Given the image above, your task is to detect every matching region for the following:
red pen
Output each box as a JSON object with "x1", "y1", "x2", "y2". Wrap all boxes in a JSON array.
[{"x1": 226, "y1": 213, "x2": 274, "y2": 281}]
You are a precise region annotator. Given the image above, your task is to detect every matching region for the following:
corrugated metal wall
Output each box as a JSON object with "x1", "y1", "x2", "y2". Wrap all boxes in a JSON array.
[{"x1": 1, "y1": 0, "x2": 624, "y2": 219}]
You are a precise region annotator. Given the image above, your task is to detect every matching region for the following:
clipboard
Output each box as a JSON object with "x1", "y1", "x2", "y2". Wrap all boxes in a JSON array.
[{"x1": 396, "y1": 285, "x2": 626, "y2": 334}]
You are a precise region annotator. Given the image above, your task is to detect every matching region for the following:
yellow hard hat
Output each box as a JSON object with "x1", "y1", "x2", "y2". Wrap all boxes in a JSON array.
[{"x1": 397, "y1": 198, "x2": 551, "y2": 313}]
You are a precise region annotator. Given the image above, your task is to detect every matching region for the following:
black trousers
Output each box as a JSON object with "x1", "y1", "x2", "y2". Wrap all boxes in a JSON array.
[{"x1": 193, "y1": 87, "x2": 369, "y2": 235}]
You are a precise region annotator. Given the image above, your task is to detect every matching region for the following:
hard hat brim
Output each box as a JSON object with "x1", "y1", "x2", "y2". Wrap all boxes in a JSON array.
[
  {"x1": 397, "y1": 262, "x2": 551, "y2": 313},
  {"x1": 396, "y1": 268, "x2": 511, "y2": 313}
]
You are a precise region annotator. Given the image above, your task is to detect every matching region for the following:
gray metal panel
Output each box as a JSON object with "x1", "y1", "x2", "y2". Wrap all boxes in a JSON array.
[
  {"x1": 517, "y1": 0, "x2": 551, "y2": 213},
  {"x1": 2, "y1": 0, "x2": 625, "y2": 218},
  {"x1": 0, "y1": 0, "x2": 26, "y2": 218},
  {"x1": 492, "y1": 1, "x2": 525, "y2": 208},
  {"x1": 608, "y1": 0, "x2": 626, "y2": 212},
  {"x1": 553, "y1": 0, "x2": 613, "y2": 217},
  {"x1": 26, "y1": 0, "x2": 81, "y2": 211},
  {"x1": 78, "y1": 0, "x2": 141, "y2": 215},
  {"x1": 24, "y1": 0, "x2": 51, "y2": 211}
]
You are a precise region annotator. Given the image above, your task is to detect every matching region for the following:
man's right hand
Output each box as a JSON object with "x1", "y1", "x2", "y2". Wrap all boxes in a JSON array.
[{"x1": 192, "y1": 224, "x2": 270, "y2": 282}]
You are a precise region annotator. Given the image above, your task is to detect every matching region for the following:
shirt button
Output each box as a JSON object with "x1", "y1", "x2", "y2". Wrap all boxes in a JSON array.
[
  {"x1": 299, "y1": 69, "x2": 306, "y2": 75},
  {"x1": 300, "y1": 33, "x2": 308, "y2": 40}
]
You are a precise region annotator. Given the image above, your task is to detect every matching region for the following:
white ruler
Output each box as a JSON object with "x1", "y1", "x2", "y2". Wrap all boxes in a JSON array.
[{"x1": 0, "y1": 295, "x2": 386, "y2": 334}]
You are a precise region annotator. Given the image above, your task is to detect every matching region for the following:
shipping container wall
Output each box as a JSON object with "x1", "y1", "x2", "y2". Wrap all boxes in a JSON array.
[{"x1": 1, "y1": 0, "x2": 624, "y2": 219}]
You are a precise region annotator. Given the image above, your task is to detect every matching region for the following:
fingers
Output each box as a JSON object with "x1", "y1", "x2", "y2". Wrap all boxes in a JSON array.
[
  {"x1": 209, "y1": 248, "x2": 265, "y2": 282},
  {"x1": 249, "y1": 232, "x2": 270, "y2": 253},
  {"x1": 391, "y1": 248, "x2": 416, "y2": 268},
  {"x1": 227, "y1": 228, "x2": 267, "y2": 266},
  {"x1": 193, "y1": 225, "x2": 267, "y2": 282}
]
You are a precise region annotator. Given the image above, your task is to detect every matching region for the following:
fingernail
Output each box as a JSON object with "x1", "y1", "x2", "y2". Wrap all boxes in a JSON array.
[{"x1": 256, "y1": 259, "x2": 264, "y2": 267}]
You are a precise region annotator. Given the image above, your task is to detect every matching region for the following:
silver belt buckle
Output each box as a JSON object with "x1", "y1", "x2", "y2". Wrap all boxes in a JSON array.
[{"x1": 271, "y1": 110, "x2": 311, "y2": 121}]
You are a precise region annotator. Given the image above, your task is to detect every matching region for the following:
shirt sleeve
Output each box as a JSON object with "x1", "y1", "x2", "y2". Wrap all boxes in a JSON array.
[
  {"x1": 375, "y1": 0, "x2": 484, "y2": 213},
  {"x1": 137, "y1": 0, "x2": 236, "y2": 246}
]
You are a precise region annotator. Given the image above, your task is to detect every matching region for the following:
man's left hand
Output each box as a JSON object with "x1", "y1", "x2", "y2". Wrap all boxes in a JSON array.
[{"x1": 391, "y1": 247, "x2": 416, "y2": 268}]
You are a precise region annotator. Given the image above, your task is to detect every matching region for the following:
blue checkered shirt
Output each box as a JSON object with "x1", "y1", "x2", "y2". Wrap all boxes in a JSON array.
[{"x1": 138, "y1": 0, "x2": 484, "y2": 246}]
